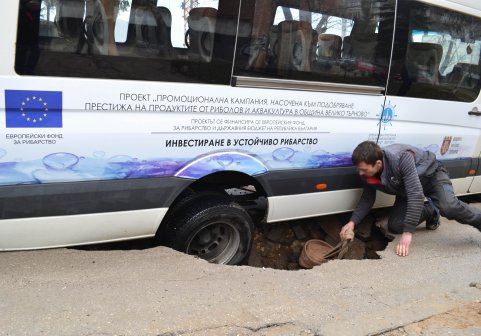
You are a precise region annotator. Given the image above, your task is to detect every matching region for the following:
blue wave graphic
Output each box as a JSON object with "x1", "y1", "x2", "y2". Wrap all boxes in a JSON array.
[{"x1": 0, "y1": 148, "x2": 354, "y2": 185}]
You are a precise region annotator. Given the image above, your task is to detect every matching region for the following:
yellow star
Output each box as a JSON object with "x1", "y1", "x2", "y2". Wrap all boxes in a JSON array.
[
  {"x1": 33, "y1": 96, "x2": 36, "y2": 100},
  {"x1": 21, "y1": 102, "x2": 25, "y2": 105},
  {"x1": 26, "y1": 98, "x2": 30, "y2": 101},
  {"x1": 20, "y1": 108, "x2": 23, "y2": 111},
  {"x1": 39, "y1": 118, "x2": 43, "y2": 121},
  {"x1": 43, "y1": 113, "x2": 47, "y2": 117},
  {"x1": 33, "y1": 119, "x2": 36, "y2": 123},
  {"x1": 22, "y1": 113, "x2": 25, "y2": 117},
  {"x1": 39, "y1": 98, "x2": 43, "y2": 102},
  {"x1": 26, "y1": 118, "x2": 30, "y2": 121},
  {"x1": 43, "y1": 102, "x2": 47, "y2": 106}
]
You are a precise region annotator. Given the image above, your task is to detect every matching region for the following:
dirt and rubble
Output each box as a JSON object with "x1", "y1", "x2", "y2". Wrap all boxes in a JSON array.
[{"x1": 247, "y1": 210, "x2": 393, "y2": 270}]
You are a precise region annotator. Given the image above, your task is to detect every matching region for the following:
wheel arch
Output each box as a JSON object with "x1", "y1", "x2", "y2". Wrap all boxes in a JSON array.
[{"x1": 156, "y1": 170, "x2": 269, "y2": 242}]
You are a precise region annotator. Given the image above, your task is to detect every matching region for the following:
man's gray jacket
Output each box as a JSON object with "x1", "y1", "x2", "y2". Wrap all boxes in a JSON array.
[{"x1": 350, "y1": 144, "x2": 438, "y2": 232}]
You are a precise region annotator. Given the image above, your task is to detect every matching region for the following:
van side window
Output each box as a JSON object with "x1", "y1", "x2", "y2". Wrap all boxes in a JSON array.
[
  {"x1": 388, "y1": 0, "x2": 481, "y2": 102},
  {"x1": 15, "y1": 0, "x2": 238, "y2": 84},
  {"x1": 233, "y1": 0, "x2": 395, "y2": 88}
]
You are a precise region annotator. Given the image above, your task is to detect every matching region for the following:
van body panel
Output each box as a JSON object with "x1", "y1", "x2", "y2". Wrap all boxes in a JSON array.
[
  {"x1": 0, "y1": 208, "x2": 166, "y2": 250},
  {"x1": 266, "y1": 177, "x2": 471, "y2": 222},
  {"x1": 2, "y1": 0, "x2": 481, "y2": 250}
]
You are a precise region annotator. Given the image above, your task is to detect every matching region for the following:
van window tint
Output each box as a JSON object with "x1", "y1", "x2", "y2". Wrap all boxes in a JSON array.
[
  {"x1": 15, "y1": 0, "x2": 238, "y2": 84},
  {"x1": 388, "y1": 0, "x2": 481, "y2": 102},
  {"x1": 233, "y1": 0, "x2": 395, "y2": 88}
]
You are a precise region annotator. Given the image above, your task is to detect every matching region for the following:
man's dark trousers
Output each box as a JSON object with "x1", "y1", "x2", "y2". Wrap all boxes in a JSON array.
[{"x1": 388, "y1": 166, "x2": 481, "y2": 233}]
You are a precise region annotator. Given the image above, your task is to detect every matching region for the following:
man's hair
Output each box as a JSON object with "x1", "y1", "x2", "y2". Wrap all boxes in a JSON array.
[{"x1": 352, "y1": 141, "x2": 383, "y2": 165}]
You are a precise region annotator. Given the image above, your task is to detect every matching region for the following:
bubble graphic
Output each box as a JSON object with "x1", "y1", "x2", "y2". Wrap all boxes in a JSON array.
[
  {"x1": 109, "y1": 155, "x2": 133, "y2": 163},
  {"x1": 217, "y1": 155, "x2": 233, "y2": 168},
  {"x1": 0, "y1": 148, "x2": 6, "y2": 159},
  {"x1": 93, "y1": 151, "x2": 106, "y2": 158},
  {"x1": 272, "y1": 147, "x2": 295, "y2": 161},
  {"x1": 43, "y1": 152, "x2": 80, "y2": 170},
  {"x1": 313, "y1": 149, "x2": 329, "y2": 155},
  {"x1": 33, "y1": 169, "x2": 82, "y2": 183}
]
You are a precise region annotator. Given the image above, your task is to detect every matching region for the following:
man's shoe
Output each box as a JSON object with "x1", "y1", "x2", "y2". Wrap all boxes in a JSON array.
[{"x1": 426, "y1": 211, "x2": 441, "y2": 230}]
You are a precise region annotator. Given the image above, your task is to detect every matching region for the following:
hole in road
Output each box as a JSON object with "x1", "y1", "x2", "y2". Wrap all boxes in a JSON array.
[
  {"x1": 70, "y1": 195, "x2": 480, "y2": 266},
  {"x1": 247, "y1": 195, "x2": 481, "y2": 270},
  {"x1": 245, "y1": 210, "x2": 394, "y2": 270},
  {"x1": 71, "y1": 210, "x2": 394, "y2": 270}
]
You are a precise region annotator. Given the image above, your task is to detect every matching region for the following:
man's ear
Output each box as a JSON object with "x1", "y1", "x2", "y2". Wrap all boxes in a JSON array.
[{"x1": 375, "y1": 160, "x2": 383, "y2": 168}]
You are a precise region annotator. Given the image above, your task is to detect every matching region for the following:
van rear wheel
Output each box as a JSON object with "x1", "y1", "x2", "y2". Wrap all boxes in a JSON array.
[{"x1": 165, "y1": 193, "x2": 254, "y2": 265}]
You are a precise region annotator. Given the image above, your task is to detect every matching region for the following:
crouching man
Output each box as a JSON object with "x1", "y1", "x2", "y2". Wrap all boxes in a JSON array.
[{"x1": 340, "y1": 141, "x2": 481, "y2": 256}]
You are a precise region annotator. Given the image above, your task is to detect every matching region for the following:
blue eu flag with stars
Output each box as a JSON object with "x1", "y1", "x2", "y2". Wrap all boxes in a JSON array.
[{"x1": 5, "y1": 90, "x2": 62, "y2": 128}]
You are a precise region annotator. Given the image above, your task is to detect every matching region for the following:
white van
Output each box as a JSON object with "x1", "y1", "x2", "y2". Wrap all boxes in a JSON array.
[{"x1": 1, "y1": 0, "x2": 481, "y2": 264}]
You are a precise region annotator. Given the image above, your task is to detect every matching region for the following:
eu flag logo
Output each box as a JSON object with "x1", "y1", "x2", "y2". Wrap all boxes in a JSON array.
[{"x1": 5, "y1": 90, "x2": 62, "y2": 128}]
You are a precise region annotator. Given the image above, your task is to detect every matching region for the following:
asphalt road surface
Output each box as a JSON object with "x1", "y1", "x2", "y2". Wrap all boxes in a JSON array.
[{"x1": 1, "y1": 207, "x2": 481, "y2": 336}]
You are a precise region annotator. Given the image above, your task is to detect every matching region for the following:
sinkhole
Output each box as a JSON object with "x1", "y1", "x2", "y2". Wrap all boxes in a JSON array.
[{"x1": 244, "y1": 210, "x2": 394, "y2": 270}]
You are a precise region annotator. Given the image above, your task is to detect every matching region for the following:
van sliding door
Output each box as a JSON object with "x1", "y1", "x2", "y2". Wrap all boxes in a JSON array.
[{"x1": 230, "y1": 0, "x2": 397, "y2": 220}]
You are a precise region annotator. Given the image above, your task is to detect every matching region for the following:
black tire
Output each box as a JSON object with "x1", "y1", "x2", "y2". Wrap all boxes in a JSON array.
[
  {"x1": 165, "y1": 193, "x2": 254, "y2": 265},
  {"x1": 184, "y1": 28, "x2": 191, "y2": 48}
]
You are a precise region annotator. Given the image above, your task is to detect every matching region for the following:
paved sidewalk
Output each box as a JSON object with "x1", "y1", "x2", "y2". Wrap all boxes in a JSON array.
[{"x1": 379, "y1": 301, "x2": 481, "y2": 336}]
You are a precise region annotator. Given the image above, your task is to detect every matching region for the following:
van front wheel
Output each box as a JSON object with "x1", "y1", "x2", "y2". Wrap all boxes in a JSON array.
[{"x1": 165, "y1": 194, "x2": 254, "y2": 265}]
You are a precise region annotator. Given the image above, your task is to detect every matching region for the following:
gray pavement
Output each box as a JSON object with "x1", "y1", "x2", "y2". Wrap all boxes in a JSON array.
[{"x1": 1, "y1": 207, "x2": 481, "y2": 336}]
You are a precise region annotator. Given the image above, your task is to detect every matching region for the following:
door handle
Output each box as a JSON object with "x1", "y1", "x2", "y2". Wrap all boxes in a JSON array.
[{"x1": 468, "y1": 107, "x2": 481, "y2": 116}]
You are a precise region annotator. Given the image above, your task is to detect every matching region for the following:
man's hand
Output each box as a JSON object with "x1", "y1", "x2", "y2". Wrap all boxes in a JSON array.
[
  {"x1": 340, "y1": 221, "x2": 355, "y2": 241},
  {"x1": 396, "y1": 232, "x2": 413, "y2": 257}
]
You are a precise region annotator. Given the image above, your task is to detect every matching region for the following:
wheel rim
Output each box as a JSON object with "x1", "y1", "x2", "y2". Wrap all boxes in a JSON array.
[{"x1": 186, "y1": 221, "x2": 241, "y2": 264}]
